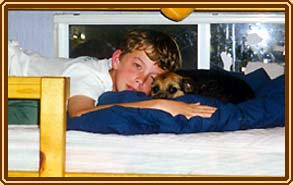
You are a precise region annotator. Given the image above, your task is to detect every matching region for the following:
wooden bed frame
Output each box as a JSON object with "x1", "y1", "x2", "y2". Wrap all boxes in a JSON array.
[
  {"x1": 7, "y1": 7, "x2": 285, "y2": 177},
  {"x1": 8, "y1": 77, "x2": 69, "y2": 177}
]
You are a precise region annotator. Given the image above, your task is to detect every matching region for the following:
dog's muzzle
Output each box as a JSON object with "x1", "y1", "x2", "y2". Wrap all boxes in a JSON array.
[{"x1": 151, "y1": 92, "x2": 172, "y2": 99}]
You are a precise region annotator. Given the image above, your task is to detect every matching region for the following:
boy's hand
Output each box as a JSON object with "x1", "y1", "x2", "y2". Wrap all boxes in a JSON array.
[{"x1": 154, "y1": 99, "x2": 217, "y2": 119}]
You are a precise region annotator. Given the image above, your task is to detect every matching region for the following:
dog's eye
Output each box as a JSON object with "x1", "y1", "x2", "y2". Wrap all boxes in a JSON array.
[
  {"x1": 169, "y1": 87, "x2": 178, "y2": 94},
  {"x1": 151, "y1": 85, "x2": 159, "y2": 93}
]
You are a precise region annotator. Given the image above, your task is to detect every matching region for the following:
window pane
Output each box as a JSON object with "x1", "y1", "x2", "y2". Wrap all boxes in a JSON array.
[
  {"x1": 69, "y1": 25, "x2": 198, "y2": 69},
  {"x1": 210, "y1": 23, "x2": 285, "y2": 72}
]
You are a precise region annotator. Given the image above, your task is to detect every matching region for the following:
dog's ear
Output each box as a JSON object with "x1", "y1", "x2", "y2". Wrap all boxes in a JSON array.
[{"x1": 180, "y1": 77, "x2": 194, "y2": 93}]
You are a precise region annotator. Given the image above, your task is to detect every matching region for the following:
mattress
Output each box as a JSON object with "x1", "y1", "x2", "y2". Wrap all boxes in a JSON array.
[{"x1": 8, "y1": 125, "x2": 285, "y2": 176}]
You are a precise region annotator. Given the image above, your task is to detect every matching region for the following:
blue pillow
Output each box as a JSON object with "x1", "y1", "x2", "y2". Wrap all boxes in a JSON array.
[
  {"x1": 257, "y1": 74, "x2": 285, "y2": 98},
  {"x1": 98, "y1": 90, "x2": 224, "y2": 107},
  {"x1": 98, "y1": 91, "x2": 150, "y2": 105},
  {"x1": 243, "y1": 68, "x2": 271, "y2": 94}
]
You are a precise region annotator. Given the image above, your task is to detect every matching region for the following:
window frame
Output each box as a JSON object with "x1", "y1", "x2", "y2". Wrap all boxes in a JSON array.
[{"x1": 53, "y1": 11, "x2": 285, "y2": 69}]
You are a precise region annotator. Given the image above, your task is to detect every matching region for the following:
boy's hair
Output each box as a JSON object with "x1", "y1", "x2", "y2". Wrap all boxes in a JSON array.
[{"x1": 119, "y1": 29, "x2": 182, "y2": 71}]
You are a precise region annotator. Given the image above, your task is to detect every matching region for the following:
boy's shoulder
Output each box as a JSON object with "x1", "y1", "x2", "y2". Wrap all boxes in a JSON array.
[
  {"x1": 65, "y1": 57, "x2": 113, "y2": 78},
  {"x1": 70, "y1": 57, "x2": 111, "y2": 68}
]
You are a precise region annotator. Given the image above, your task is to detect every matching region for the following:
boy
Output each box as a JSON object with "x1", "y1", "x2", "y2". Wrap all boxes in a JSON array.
[{"x1": 8, "y1": 29, "x2": 216, "y2": 119}]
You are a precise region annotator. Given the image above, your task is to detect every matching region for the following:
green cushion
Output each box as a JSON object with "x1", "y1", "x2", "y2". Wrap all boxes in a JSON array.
[{"x1": 8, "y1": 100, "x2": 39, "y2": 125}]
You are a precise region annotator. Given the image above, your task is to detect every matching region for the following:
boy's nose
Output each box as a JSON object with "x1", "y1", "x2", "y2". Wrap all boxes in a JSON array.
[
  {"x1": 135, "y1": 74, "x2": 147, "y2": 85},
  {"x1": 135, "y1": 75, "x2": 151, "y2": 94}
]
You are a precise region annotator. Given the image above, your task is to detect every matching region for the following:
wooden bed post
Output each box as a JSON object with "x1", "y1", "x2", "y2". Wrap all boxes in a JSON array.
[{"x1": 39, "y1": 77, "x2": 69, "y2": 177}]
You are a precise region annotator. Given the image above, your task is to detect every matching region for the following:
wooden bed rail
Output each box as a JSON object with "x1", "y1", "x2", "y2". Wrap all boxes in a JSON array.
[{"x1": 8, "y1": 77, "x2": 70, "y2": 177}]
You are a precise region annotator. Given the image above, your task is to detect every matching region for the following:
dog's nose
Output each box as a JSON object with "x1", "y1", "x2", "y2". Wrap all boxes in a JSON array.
[{"x1": 152, "y1": 92, "x2": 168, "y2": 99}]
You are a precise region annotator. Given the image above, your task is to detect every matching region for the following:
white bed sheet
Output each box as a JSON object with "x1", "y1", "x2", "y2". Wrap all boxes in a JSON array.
[{"x1": 8, "y1": 125, "x2": 285, "y2": 176}]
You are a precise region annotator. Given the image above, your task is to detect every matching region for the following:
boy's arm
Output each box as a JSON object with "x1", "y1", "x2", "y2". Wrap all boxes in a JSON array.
[
  {"x1": 67, "y1": 95, "x2": 96, "y2": 118},
  {"x1": 68, "y1": 95, "x2": 117, "y2": 118},
  {"x1": 112, "y1": 99, "x2": 217, "y2": 119},
  {"x1": 68, "y1": 96, "x2": 217, "y2": 119}
]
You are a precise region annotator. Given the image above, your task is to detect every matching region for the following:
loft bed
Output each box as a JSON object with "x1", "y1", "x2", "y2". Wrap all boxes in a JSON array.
[
  {"x1": 7, "y1": 8, "x2": 286, "y2": 179},
  {"x1": 8, "y1": 72, "x2": 286, "y2": 177}
]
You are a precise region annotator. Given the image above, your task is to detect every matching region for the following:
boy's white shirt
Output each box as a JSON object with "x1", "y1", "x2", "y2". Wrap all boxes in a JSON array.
[{"x1": 8, "y1": 40, "x2": 113, "y2": 105}]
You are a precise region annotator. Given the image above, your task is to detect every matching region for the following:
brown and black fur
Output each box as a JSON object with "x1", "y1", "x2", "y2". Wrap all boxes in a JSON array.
[{"x1": 151, "y1": 69, "x2": 255, "y2": 104}]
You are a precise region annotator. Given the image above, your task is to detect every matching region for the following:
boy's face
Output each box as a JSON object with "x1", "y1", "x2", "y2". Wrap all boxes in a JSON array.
[{"x1": 111, "y1": 49, "x2": 165, "y2": 95}]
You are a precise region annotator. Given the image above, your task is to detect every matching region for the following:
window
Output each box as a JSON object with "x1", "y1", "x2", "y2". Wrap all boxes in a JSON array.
[
  {"x1": 210, "y1": 23, "x2": 285, "y2": 72},
  {"x1": 54, "y1": 11, "x2": 285, "y2": 72},
  {"x1": 68, "y1": 25, "x2": 198, "y2": 69}
]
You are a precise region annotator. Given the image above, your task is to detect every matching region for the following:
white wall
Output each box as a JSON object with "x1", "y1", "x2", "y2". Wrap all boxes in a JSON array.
[
  {"x1": 8, "y1": 11, "x2": 58, "y2": 57},
  {"x1": 8, "y1": 10, "x2": 118, "y2": 57}
]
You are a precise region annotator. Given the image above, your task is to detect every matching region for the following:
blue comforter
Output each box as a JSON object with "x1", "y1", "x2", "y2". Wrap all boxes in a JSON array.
[{"x1": 67, "y1": 69, "x2": 285, "y2": 135}]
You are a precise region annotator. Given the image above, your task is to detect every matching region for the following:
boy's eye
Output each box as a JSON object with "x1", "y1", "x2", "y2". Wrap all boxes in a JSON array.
[
  {"x1": 134, "y1": 63, "x2": 142, "y2": 70},
  {"x1": 150, "y1": 76, "x2": 156, "y2": 82}
]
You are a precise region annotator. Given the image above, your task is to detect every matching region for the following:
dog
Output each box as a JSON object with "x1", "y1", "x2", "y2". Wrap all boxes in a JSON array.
[
  {"x1": 150, "y1": 69, "x2": 255, "y2": 104},
  {"x1": 150, "y1": 71, "x2": 193, "y2": 99}
]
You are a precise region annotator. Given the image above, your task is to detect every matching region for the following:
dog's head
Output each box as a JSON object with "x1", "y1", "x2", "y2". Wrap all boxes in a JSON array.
[{"x1": 150, "y1": 72, "x2": 194, "y2": 99}]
